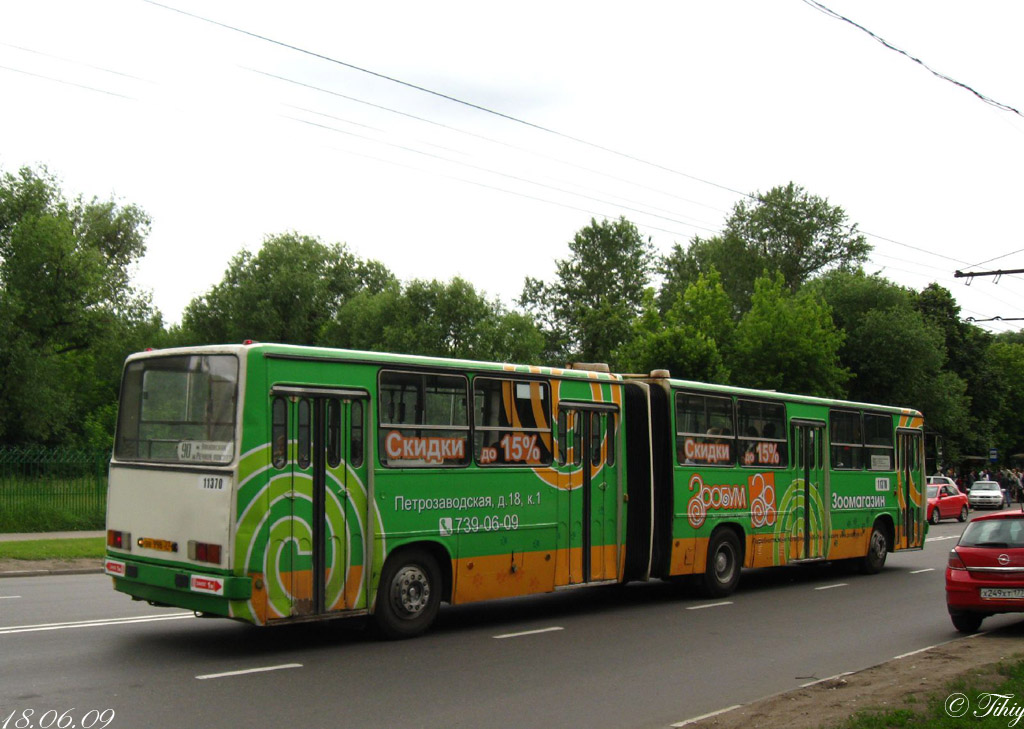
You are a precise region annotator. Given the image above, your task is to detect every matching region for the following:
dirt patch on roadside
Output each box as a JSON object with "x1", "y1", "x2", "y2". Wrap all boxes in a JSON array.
[{"x1": 685, "y1": 627, "x2": 1024, "y2": 728}]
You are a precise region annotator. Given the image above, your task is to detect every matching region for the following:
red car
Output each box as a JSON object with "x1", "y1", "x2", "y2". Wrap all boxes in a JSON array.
[
  {"x1": 946, "y1": 508, "x2": 1024, "y2": 633},
  {"x1": 927, "y1": 482, "x2": 969, "y2": 524}
]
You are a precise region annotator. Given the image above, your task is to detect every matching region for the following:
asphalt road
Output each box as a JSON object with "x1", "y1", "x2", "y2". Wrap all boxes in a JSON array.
[{"x1": 2, "y1": 519, "x2": 1022, "y2": 729}]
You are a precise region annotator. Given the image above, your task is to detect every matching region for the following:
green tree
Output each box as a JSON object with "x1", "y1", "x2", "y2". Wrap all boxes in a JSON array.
[
  {"x1": 519, "y1": 216, "x2": 654, "y2": 365},
  {"x1": 661, "y1": 183, "x2": 870, "y2": 313},
  {"x1": 0, "y1": 165, "x2": 154, "y2": 444},
  {"x1": 618, "y1": 271, "x2": 733, "y2": 382},
  {"x1": 988, "y1": 340, "x2": 1024, "y2": 462},
  {"x1": 729, "y1": 273, "x2": 849, "y2": 397},
  {"x1": 182, "y1": 232, "x2": 393, "y2": 345},
  {"x1": 326, "y1": 277, "x2": 545, "y2": 363},
  {"x1": 810, "y1": 271, "x2": 974, "y2": 461}
]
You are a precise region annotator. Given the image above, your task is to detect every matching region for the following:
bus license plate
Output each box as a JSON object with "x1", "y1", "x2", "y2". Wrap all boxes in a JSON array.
[
  {"x1": 980, "y1": 588, "x2": 1024, "y2": 600},
  {"x1": 138, "y1": 538, "x2": 176, "y2": 552}
]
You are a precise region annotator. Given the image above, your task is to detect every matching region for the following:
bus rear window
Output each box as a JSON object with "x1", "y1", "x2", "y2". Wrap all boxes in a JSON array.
[{"x1": 114, "y1": 354, "x2": 239, "y2": 464}]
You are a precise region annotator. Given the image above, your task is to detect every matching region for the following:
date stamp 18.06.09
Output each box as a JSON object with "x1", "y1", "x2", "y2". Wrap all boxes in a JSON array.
[{"x1": 2, "y1": 709, "x2": 115, "y2": 729}]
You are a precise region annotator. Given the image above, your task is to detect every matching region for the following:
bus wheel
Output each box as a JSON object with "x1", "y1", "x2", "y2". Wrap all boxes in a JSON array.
[
  {"x1": 702, "y1": 529, "x2": 741, "y2": 597},
  {"x1": 860, "y1": 523, "x2": 888, "y2": 574},
  {"x1": 374, "y1": 549, "x2": 441, "y2": 640}
]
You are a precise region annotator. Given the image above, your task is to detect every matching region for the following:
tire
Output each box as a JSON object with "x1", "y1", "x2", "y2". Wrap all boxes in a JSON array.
[
  {"x1": 860, "y1": 522, "x2": 888, "y2": 575},
  {"x1": 929, "y1": 508, "x2": 941, "y2": 525},
  {"x1": 950, "y1": 611, "x2": 984, "y2": 634},
  {"x1": 702, "y1": 529, "x2": 742, "y2": 597},
  {"x1": 958, "y1": 506, "x2": 968, "y2": 523},
  {"x1": 373, "y1": 549, "x2": 441, "y2": 640}
]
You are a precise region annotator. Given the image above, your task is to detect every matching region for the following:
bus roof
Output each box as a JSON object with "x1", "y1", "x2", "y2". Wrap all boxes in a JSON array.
[
  {"x1": 125, "y1": 342, "x2": 623, "y2": 383},
  {"x1": 650, "y1": 374, "x2": 922, "y2": 418}
]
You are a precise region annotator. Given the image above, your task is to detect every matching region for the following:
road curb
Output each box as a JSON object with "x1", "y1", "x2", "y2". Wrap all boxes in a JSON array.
[{"x1": 0, "y1": 567, "x2": 105, "y2": 578}]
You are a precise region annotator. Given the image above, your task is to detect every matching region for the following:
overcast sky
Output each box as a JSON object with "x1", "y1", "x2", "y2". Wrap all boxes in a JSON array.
[{"x1": 3, "y1": 0, "x2": 1023, "y2": 336}]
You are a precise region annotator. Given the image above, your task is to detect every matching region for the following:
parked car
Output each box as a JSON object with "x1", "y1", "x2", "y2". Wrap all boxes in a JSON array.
[
  {"x1": 946, "y1": 508, "x2": 1024, "y2": 632},
  {"x1": 927, "y1": 482, "x2": 969, "y2": 524},
  {"x1": 968, "y1": 480, "x2": 1006, "y2": 509},
  {"x1": 928, "y1": 475, "x2": 959, "y2": 490}
]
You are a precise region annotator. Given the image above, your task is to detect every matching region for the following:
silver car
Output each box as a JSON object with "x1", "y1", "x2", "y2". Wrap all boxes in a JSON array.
[{"x1": 968, "y1": 480, "x2": 1006, "y2": 509}]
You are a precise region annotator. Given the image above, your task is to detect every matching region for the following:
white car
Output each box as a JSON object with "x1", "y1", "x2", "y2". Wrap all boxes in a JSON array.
[
  {"x1": 927, "y1": 475, "x2": 958, "y2": 489},
  {"x1": 968, "y1": 480, "x2": 1006, "y2": 509}
]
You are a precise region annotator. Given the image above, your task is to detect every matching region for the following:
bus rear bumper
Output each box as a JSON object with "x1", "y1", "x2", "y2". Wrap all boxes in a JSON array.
[{"x1": 104, "y1": 554, "x2": 251, "y2": 616}]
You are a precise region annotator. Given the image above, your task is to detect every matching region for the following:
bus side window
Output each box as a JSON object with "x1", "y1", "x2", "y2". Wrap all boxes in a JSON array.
[
  {"x1": 272, "y1": 397, "x2": 287, "y2": 468},
  {"x1": 557, "y1": 410, "x2": 568, "y2": 466},
  {"x1": 327, "y1": 398, "x2": 342, "y2": 468},
  {"x1": 351, "y1": 400, "x2": 364, "y2": 468},
  {"x1": 297, "y1": 399, "x2": 311, "y2": 469},
  {"x1": 606, "y1": 415, "x2": 616, "y2": 467}
]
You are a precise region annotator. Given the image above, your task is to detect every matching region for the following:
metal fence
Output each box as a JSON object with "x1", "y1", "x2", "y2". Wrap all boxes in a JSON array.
[{"x1": 0, "y1": 446, "x2": 109, "y2": 520}]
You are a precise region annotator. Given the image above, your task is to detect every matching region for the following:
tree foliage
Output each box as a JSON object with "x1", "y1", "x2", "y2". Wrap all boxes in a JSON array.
[
  {"x1": 0, "y1": 166, "x2": 156, "y2": 445},
  {"x1": 181, "y1": 232, "x2": 394, "y2": 345},
  {"x1": 661, "y1": 183, "x2": 870, "y2": 313},
  {"x1": 729, "y1": 273, "x2": 849, "y2": 397},
  {"x1": 325, "y1": 277, "x2": 545, "y2": 363},
  {"x1": 520, "y1": 216, "x2": 654, "y2": 364},
  {"x1": 618, "y1": 272, "x2": 732, "y2": 382}
]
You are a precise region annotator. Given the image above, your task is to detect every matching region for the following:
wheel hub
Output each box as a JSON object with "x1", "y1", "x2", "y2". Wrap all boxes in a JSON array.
[{"x1": 392, "y1": 565, "x2": 430, "y2": 616}]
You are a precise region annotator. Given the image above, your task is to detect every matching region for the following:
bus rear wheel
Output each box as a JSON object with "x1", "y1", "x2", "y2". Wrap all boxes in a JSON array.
[
  {"x1": 859, "y1": 522, "x2": 888, "y2": 574},
  {"x1": 702, "y1": 529, "x2": 741, "y2": 597},
  {"x1": 374, "y1": 549, "x2": 441, "y2": 639}
]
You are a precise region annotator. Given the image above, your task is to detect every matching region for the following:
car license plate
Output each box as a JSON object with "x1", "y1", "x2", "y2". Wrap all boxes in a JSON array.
[{"x1": 980, "y1": 588, "x2": 1024, "y2": 600}]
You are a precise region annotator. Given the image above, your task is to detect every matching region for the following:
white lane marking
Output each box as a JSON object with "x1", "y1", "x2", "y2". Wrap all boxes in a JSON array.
[
  {"x1": 0, "y1": 613, "x2": 194, "y2": 634},
  {"x1": 686, "y1": 601, "x2": 733, "y2": 610},
  {"x1": 800, "y1": 671, "x2": 853, "y2": 688},
  {"x1": 671, "y1": 704, "x2": 743, "y2": 727},
  {"x1": 910, "y1": 568, "x2": 935, "y2": 574},
  {"x1": 494, "y1": 626, "x2": 564, "y2": 639},
  {"x1": 927, "y1": 535, "x2": 958, "y2": 542},
  {"x1": 814, "y1": 583, "x2": 848, "y2": 591},
  {"x1": 0, "y1": 595, "x2": 21, "y2": 599},
  {"x1": 892, "y1": 642, "x2": 949, "y2": 660},
  {"x1": 196, "y1": 663, "x2": 303, "y2": 680},
  {"x1": 684, "y1": 597, "x2": 733, "y2": 610}
]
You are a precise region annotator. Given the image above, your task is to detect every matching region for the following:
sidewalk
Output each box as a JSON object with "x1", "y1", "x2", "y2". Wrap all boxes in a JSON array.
[
  {"x1": 0, "y1": 530, "x2": 105, "y2": 542},
  {"x1": 0, "y1": 530, "x2": 106, "y2": 578}
]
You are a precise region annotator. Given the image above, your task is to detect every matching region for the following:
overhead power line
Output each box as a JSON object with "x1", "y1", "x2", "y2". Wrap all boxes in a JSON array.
[
  {"x1": 142, "y1": 0, "x2": 750, "y2": 199},
  {"x1": 801, "y1": 0, "x2": 1024, "y2": 119}
]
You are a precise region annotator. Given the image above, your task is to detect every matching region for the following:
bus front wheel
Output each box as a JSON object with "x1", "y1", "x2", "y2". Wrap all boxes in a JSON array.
[
  {"x1": 702, "y1": 529, "x2": 741, "y2": 597},
  {"x1": 374, "y1": 549, "x2": 441, "y2": 639}
]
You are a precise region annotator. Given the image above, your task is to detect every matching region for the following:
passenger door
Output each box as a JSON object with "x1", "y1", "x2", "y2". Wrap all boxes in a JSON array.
[
  {"x1": 266, "y1": 387, "x2": 368, "y2": 619},
  {"x1": 791, "y1": 420, "x2": 828, "y2": 560},
  {"x1": 559, "y1": 405, "x2": 618, "y2": 584},
  {"x1": 896, "y1": 429, "x2": 925, "y2": 549}
]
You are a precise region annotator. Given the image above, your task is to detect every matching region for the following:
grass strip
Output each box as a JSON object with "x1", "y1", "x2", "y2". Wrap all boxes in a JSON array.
[
  {"x1": 0, "y1": 537, "x2": 105, "y2": 560},
  {"x1": 836, "y1": 658, "x2": 1024, "y2": 728}
]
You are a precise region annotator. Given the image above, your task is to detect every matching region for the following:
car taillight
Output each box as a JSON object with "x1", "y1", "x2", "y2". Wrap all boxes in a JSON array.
[
  {"x1": 107, "y1": 529, "x2": 131, "y2": 551},
  {"x1": 188, "y1": 540, "x2": 222, "y2": 565},
  {"x1": 948, "y1": 549, "x2": 967, "y2": 570}
]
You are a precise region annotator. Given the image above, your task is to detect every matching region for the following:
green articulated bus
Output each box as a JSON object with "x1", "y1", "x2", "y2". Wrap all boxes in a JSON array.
[{"x1": 104, "y1": 343, "x2": 926, "y2": 638}]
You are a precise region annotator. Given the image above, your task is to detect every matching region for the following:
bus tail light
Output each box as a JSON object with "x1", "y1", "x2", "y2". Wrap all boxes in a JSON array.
[
  {"x1": 189, "y1": 540, "x2": 222, "y2": 565},
  {"x1": 107, "y1": 530, "x2": 131, "y2": 551}
]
